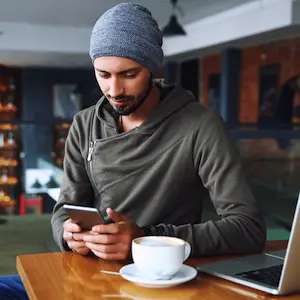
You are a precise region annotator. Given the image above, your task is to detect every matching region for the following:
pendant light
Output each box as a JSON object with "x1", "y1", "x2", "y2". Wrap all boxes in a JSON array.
[{"x1": 162, "y1": 0, "x2": 186, "y2": 37}]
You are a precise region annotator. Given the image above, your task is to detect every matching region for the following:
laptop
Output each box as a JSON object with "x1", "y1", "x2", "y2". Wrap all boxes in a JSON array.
[{"x1": 196, "y1": 193, "x2": 300, "y2": 295}]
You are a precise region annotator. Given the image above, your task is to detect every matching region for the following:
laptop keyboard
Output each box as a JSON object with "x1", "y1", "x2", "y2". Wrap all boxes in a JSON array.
[{"x1": 235, "y1": 264, "x2": 283, "y2": 288}]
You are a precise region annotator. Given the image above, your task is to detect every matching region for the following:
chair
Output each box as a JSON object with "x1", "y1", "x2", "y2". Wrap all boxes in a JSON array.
[{"x1": 19, "y1": 193, "x2": 43, "y2": 215}]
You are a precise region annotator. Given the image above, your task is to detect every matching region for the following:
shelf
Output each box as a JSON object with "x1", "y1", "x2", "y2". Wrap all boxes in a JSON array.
[
  {"x1": 0, "y1": 164, "x2": 18, "y2": 167},
  {"x1": 0, "y1": 124, "x2": 18, "y2": 131},
  {"x1": 0, "y1": 178, "x2": 18, "y2": 185},
  {"x1": 0, "y1": 109, "x2": 17, "y2": 113},
  {"x1": 55, "y1": 123, "x2": 71, "y2": 130},
  {"x1": 0, "y1": 67, "x2": 22, "y2": 215},
  {"x1": 0, "y1": 112, "x2": 17, "y2": 120},
  {"x1": 0, "y1": 200, "x2": 16, "y2": 207},
  {"x1": 0, "y1": 146, "x2": 18, "y2": 151}
]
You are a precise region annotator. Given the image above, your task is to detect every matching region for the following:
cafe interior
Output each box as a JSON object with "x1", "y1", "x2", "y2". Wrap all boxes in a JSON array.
[{"x1": 1, "y1": 0, "x2": 300, "y2": 298}]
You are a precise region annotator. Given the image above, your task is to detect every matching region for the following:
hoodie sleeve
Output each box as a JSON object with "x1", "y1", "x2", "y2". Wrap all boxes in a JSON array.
[
  {"x1": 51, "y1": 115, "x2": 94, "y2": 251},
  {"x1": 148, "y1": 110, "x2": 266, "y2": 257}
]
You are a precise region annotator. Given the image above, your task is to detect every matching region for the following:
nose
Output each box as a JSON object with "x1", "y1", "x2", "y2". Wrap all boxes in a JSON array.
[{"x1": 108, "y1": 77, "x2": 124, "y2": 99}]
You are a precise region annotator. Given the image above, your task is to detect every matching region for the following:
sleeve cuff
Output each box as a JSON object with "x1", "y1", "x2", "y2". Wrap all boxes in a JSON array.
[
  {"x1": 141, "y1": 225, "x2": 156, "y2": 236},
  {"x1": 141, "y1": 225, "x2": 167, "y2": 236}
]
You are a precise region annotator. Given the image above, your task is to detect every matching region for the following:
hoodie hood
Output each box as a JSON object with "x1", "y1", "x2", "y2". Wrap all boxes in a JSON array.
[{"x1": 95, "y1": 79, "x2": 196, "y2": 131}]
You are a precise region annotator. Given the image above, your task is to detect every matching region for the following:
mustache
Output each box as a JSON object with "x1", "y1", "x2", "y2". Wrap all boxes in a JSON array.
[{"x1": 107, "y1": 95, "x2": 135, "y2": 102}]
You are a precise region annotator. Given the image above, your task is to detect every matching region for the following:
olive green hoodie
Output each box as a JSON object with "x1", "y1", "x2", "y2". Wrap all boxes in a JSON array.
[{"x1": 51, "y1": 80, "x2": 266, "y2": 257}]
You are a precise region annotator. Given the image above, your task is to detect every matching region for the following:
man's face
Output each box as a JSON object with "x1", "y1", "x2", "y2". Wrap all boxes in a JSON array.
[{"x1": 94, "y1": 56, "x2": 152, "y2": 115}]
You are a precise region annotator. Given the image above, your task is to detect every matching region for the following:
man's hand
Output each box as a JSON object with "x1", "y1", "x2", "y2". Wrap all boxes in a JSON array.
[
  {"x1": 63, "y1": 219, "x2": 91, "y2": 255},
  {"x1": 83, "y1": 208, "x2": 144, "y2": 260}
]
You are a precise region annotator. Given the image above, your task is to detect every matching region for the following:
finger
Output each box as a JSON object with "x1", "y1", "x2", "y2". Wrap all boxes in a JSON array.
[
  {"x1": 67, "y1": 240, "x2": 87, "y2": 249},
  {"x1": 83, "y1": 233, "x2": 121, "y2": 244},
  {"x1": 106, "y1": 208, "x2": 129, "y2": 223},
  {"x1": 64, "y1": 220, "x2": 82, "y2": 233},
  {"x1": 91, "y1": 250, "x2": 128, "y2": 261},
  {"x1": 64, "y1": 230, "x2": 92, "y2": 242},
  {"x1": 85, "y1": 242, "x2": 126, "y2": 254},
  {"x1": 72, "y1": 247, "x2": 90, "y2": 256},
  {"x1": 72, "y1": 232, "x2": 87, "y2": 241},
  {"x1": 91, "y1": 223, "x2": 121, "y2": 234},
  {"x1": 63, "y1": 231, "x2": 74, "y2": 241}
]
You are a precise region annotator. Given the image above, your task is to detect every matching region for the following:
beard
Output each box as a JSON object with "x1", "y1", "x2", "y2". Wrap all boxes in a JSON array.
[{"x1": 106, "y1": 77, "x2": 153, "y2": 116}]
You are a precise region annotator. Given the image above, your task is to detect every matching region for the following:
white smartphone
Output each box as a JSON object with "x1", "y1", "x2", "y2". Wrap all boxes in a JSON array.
[{"x1": 63, "y1": 204, "x2": 105, "y2": 230}]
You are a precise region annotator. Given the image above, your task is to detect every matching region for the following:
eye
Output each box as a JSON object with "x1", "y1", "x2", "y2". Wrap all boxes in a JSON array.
[
  {"x1": 124, "y1": 73, "x2": 137, "y2": 79},
  {"x1": 98, "y1": 73, "x2": 110, "y2": 79}
]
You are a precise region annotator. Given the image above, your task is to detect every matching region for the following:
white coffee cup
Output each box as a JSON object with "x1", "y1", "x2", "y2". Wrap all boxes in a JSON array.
[{"x1": 132, "y1": 236, "x2": 191, "y2": 280}]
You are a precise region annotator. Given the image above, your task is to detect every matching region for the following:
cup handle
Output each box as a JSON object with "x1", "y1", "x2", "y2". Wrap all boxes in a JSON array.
[{"x1": 183, "y1": 242, "x2": 191, "y2": 261}]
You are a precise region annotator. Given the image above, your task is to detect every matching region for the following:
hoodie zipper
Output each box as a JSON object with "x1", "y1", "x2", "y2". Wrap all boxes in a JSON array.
[
  {"x1": 87, "y1": 141, "x2": 94, "y2": 162},
  {"x1": 87, "y1": 141, "x2": 97, "y2": 191}
]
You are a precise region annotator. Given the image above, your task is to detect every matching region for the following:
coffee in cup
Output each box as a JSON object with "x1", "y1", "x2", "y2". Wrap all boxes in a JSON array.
[{"x1": 132, "y1": 236, "x2": 191, "y2": 280}]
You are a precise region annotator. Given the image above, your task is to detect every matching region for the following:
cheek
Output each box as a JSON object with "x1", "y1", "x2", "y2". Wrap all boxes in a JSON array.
[
  {"x1": 125, "y1": 81, "x2": 138, "y2": 94},
  {"x1": 127, "y1": 78, "x2": 148, "y2": 96},
  {"x1": 96, "y1": 77, "x2": 109, "y2": 93}
]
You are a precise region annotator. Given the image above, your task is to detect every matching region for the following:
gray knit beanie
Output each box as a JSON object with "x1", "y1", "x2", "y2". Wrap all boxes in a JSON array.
[{"x1": 89, "y1": 3, "x2": 163, "y2": 75}]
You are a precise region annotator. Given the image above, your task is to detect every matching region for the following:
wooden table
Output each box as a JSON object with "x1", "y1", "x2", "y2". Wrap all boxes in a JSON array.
[{"x1": 17, "y1": 240, "x2": 299, "y2": 300}]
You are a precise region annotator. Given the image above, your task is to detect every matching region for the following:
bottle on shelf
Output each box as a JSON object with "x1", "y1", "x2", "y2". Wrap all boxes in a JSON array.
[
  {"x1": 56, "y1": 136, "x2": 66, "y2": 149},
  {"x1": 0, "y1": 71, "x2": 20, "y2": 212},
  {"x1": 1, "y1": 168, "x2": 8, "y2": 183},
  {"x1": 8, "y1": 77, "x2": 16, "y2": 92},
  {"x1": 0, "y1": 76, "x2": 17, "y2": 114},
  {"x1": 56, "y1": 150, "x2": 64, "y2": 166},
  {"x1": 0, "y1": 189, "x2": 5, "y2": 201},
  {"x1": 7, "y1": 77, "x2": 17, "y2": 113},
  {"x1": 0, "y1": 166, "x2": 18, "y2": 185},
  {"x1": 0, "y1": 189, "x2": 11, "y2": 202},
  {"x1": 0, "y1": 82, "x2": 6, "y2": 113},
  {"x1": 6, "y1": 131, "x2": 16, "y2": 147},
  {"x1": 0, "y1": 133, "x2": 4, "y2": 148},
  {"x1": 6, "y1": 95, "x2": 17, "y2": 113},
  {"x1": 8, "y1": 153, "x2": 17, "y2": 167},
  {"x1": 0, "y1": 82, "x2": 6, "y2": 93},
  {"x1": 0, "y1": 154, "x2": 17, "y2": 167}
]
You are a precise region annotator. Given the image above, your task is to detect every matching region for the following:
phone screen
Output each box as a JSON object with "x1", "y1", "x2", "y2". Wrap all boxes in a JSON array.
[{"x1": 63, "y1": 204, "x2": 105, "y2": 230}]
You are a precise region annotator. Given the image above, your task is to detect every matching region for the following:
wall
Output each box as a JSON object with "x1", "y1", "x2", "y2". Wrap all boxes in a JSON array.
[
  {"x1": 21, "y1": 67, "x2": 100, "y2": 171},
  {"x1": 201, "y1": 36, "x2": 300, "y2": 123}
]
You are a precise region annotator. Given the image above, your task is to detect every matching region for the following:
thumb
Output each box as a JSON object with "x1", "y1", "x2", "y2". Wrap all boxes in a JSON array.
[{"x1": 106, "y1": 208, "x2": 129, "y2": 223}]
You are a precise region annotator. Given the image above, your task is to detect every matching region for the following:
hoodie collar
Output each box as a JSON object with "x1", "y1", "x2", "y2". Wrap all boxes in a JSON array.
[{"x1": 95, "y1": 79, "x2": 195, "y2": 131}]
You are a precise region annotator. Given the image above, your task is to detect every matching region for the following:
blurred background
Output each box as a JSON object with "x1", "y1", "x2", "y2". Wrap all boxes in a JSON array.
[{"x1": 1, "y1": 0, "x2": 300, "y2": 274}]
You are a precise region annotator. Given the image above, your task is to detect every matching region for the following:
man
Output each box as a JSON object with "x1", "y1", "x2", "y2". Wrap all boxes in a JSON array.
[
  {"x1": 0, "y1": 3, "x2": 265, "y2": 297},
  {"x1": 51, "y1": 2, "x2": 266, "y2": 259}
]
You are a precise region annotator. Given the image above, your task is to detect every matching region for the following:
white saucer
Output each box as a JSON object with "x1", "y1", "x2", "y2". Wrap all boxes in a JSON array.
[{"x1": 119, "y1": 264, "x2": 197, "y2": 288}]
